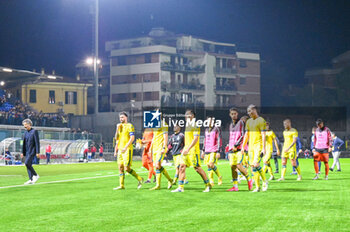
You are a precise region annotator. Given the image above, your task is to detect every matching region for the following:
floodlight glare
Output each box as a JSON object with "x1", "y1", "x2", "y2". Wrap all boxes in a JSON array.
[
  {"x1": 86, "y1": 57, "x2": 100, "y2": 65},
  {"x1": 86, "y1": 58, "x2": 94, "y2": 65}
]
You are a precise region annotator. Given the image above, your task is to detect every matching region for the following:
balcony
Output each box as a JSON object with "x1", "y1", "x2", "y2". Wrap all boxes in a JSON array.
[
  {"x1": 161, "y1": 62, "x2": 205, "y2": 73},
  {"x1": 215, "y1": 85, "x2": 237, "y2": 92},
  {"x1": 161, "y1": 82, "x2": 205, "y2": 92},
  {"x1": 216, "y1": 102, "x2": 235, "y2": 108},
  {"x1": 214, "y1": 67, "x2": 237, "y2": 75},
  {"x1": 161, "y1": 96, "x2": 205, "y2": 108}
]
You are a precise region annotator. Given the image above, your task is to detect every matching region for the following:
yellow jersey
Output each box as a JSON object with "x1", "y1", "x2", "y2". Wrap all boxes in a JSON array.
[
  {"x1": 265, "y1": 130, "x2": 276, "y2": 154},
  {"x1": 185, "y1": 125, "x2": 200, "y2": 155},
  {"x1": 116, "y1": 123, "x2": 135, "y2": 150},
  {"x1": 151, "y1": 122, "x2": 169, "y2": 151},
  {"x1": 283, "y1": 128, "x2": 298, "y2": 152},
  {"x1": 245, "y1": 116, "x2": 266, "y2": 149}
]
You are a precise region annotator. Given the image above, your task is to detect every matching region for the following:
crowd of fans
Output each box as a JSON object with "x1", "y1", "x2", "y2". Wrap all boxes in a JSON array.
[{"x1": 0, "y1": 93, "x2": 69, "y2": 127}]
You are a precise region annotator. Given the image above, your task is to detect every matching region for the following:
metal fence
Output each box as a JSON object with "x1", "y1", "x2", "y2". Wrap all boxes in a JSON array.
[{"x1": 0, "y1": 128, "x2": 103, "y2": 165}]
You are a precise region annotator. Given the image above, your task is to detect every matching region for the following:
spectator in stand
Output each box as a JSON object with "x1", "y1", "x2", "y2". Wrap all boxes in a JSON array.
[
  {"x1": 46, "y1": 144, "x2": 52, "y2": 164},
  {"x1": 91, "y1": 145, "x2": 97, "y2": 160},
  {"x1": 0, "y1": 96, "x2": 69, "y2": 127},
  {"x1": 99, "y1": 144, "x2": 104, "y2": 161}
]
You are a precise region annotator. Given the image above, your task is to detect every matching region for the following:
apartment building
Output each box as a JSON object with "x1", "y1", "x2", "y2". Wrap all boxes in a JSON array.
[{"x1": 106, "y1": 28, "x2": 260, "y2": 112}]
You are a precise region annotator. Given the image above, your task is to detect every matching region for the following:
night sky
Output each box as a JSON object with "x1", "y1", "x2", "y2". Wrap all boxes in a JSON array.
[{"x1": 0, "y1": 0, "x2": 349, "y2": 83}]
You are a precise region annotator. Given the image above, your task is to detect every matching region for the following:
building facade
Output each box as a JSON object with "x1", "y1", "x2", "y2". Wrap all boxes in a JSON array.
[
  {"x1": 12, "y1": 81, "x2": 91, "y2": 115},
  {"x1": 106, "y1": 28, "x2": 261, "y2": 112},
  {"x1": 305, "y1": 50, "x2": 350, "y2": 89}
]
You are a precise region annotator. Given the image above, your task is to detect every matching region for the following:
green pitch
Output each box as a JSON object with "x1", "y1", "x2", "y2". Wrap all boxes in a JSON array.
[{"x1": 0, "y1": 159, "x2": 349, "y2": 232}]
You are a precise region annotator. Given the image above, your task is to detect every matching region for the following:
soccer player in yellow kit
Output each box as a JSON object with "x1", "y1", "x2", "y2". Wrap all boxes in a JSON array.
[
  {"x1": 277, "y1": 118, "x2": 302, "y2": 181},
  {"x1": 263, "y1": 122, "x2": 280, "y2": 181},
  {"x1": 241, "y1": 105, "x2": 268, "y2": 192},
  {"x1": 113, "y1": 112, "x2": 143, "y2": 190},
  {"x1": 172, "y1": 109, "x2": 211, "y2": 192},
  {"x1": 150, "y1": 111, "x2": 173, "y2": 190}
]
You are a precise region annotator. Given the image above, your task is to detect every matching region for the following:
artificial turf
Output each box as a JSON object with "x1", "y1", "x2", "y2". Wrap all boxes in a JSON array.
[{"x1": 0, "y1": 158, "x2": 349, "y2": 232}]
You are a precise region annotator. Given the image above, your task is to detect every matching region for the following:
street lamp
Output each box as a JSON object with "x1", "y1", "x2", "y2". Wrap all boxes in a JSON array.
[
  {"x1": 86, "y1": 57, "x2": 93, "y2": 65},
  {"x1": 85, "y1": 57, "x2": 100, "y2": 66}
]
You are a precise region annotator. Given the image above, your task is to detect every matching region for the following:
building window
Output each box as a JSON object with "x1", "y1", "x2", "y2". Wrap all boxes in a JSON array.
[
  {"x1": 130, "y1": 40, "x2": 141, "y2": 48},
  {"x1": 170, "y1": 56, "x2": 176, "y2": 65},
  {"x1": 145, "y1": 54, "x2": 152, "y2": 63},
  {"x1": 112, "y1": 93, "x2": 129, "y2": 103},
  {"x1": 240, "y1": 77, "x2": 246, "y2": 85},
  {"x1": 112, "y1": 91, "x2": 158, "y2": 103},
  {"x1": 203, "y1": 43, "x2": 210, "y2": 52},
  {"x1": 29, "y1": 90, "x2": 36, "y2": 103},
  {"x1": 151, "y1": 54, "x2": 159, "y2": 63},
  {"x1": 127, "y1": 56, "x2": 137, "y2": 65},
  {"x1": 216, "y1": 58, "x2": 220, "y2": 67},
  {"x1": 216, "y1": 95, "x2": 220, "y2": 104},
  {"x1": 239, "y1": 60, "x2": 247, "y2": 68},
  {"x1": 111, "y1": 73, "x2": 158, "y2": 85},
  {"x1": 112, "y1": 43, "x2": 120, "y2": 49},
  {"x1": 183, "y1": 57, "x2": 188, "y2": 64},
  {"x1": 65, "y1": 91, "x2": 77, "y2": 104},
  {"x1": 49, "y1": 90, "x2": 55, "y2": 104},
  {"x1": 177, "y1": 74, "x2": 181, "y2": 83},
  {"x1": 117, "y1": 56, "x2": 126, "y2": 66},
  {"x1": 143, "y1": 91, "x2": 159, "y2": 101},
  {"x1": 222, "y1": 58, "x2": 227, "y2": 68},
  {"x1": 144, "y1": 73, "x2": 159, "y2": 82}
]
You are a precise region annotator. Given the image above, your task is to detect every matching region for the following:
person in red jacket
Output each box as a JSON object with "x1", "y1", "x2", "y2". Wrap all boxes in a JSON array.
[
  {"x1": 45, "y1": 144, "x2": 52, "y2": 164},
  {"x1": 91, "y1": 145, "x2": 97, "y2": 160},
  {"x1": 99, "y1": 144, "x2": 104, "y2": 161},
  {"x1": 83, "y1": 147, "x2": 89, "y2": 162}
]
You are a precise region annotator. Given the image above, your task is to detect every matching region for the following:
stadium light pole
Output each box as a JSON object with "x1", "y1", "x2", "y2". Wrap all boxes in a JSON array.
[{"x1": 94, "y1": 0, "x2": 99, "y2": 115}]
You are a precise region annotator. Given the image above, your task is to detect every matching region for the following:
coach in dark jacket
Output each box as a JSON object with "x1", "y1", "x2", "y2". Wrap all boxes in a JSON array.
[{"x1": 21, "y1": 119, "x2": 40, "y2": 185}]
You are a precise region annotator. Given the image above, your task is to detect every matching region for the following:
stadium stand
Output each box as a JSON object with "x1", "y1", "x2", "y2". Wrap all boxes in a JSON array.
[{"x1": 0, "y1": 88, "x2": 69, "y2": 127}]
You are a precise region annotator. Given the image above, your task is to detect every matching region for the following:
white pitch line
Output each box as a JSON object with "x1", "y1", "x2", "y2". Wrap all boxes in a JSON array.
[
  {"x1": 0, "y1": 168, "x2": 164, "y2": 190},
  {"x1": 0, "y1": 162, "x2": 228, "y2": 190},
  {"x1": 0, "y1": 174, "x2": 120, "y2": 189},
  {"x1": 0, "y1": 175, "x2": 23, "y2": 177}
]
